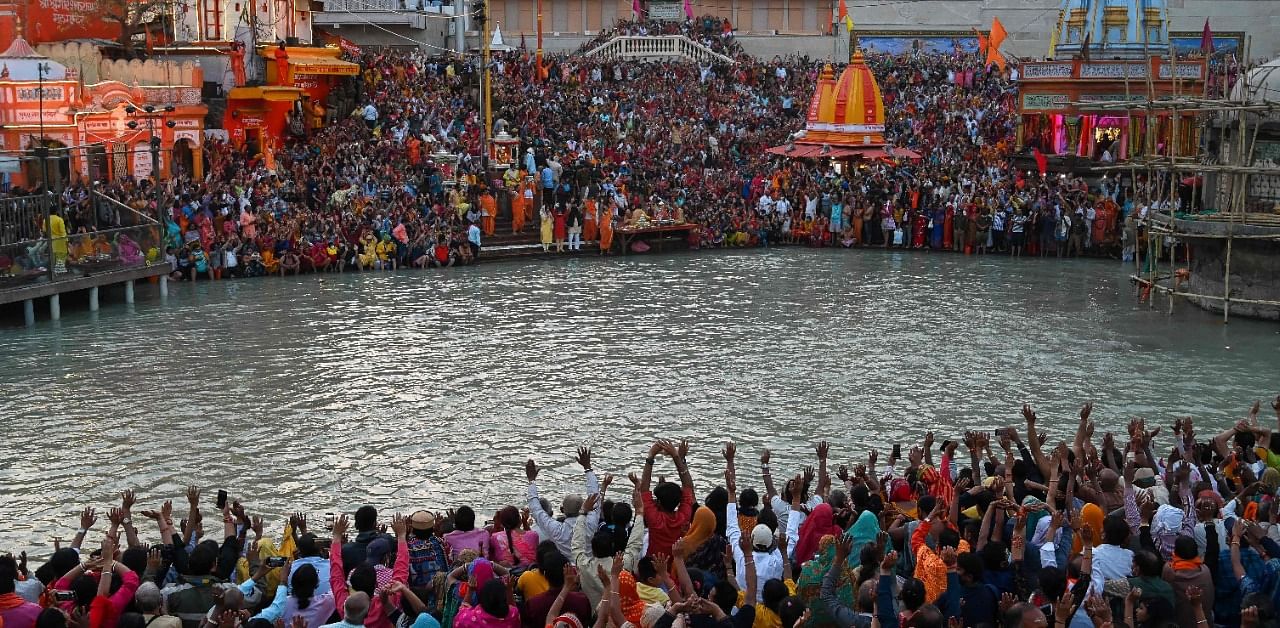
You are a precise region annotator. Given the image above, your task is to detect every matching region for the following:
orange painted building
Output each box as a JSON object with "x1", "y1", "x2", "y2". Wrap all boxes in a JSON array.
[{"x1": 0, "y1": 37, "x2": 208, "y2": 189}]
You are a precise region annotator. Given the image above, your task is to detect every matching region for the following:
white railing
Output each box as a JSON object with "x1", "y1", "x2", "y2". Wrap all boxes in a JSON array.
[{"x1": 586, "y1": 35, "x2": 734, "y2": 65}]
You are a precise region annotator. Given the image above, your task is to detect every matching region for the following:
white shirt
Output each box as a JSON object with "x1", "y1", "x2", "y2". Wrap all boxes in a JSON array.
[
  {"x1": 1089, "y1": 543, "x2": 1134, "y2": 595},
  {"x1": 726, "y1": 503, "x2": 783, "y2": 602},
  {"x1": 527, "y1": 471, "x2": 601, "y2": 559},
  {"x1": 362, "y1": 104, "x2": 378, "y2": 122}
]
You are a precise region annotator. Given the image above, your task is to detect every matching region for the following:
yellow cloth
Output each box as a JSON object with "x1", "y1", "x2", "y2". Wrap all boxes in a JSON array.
[
  {"x1": 48, "y1": 214, "x2": 68, "y2": 259},
  {"x1": 737, "y1": 579, "x2": 795, "y2": 628},
  {"x1": 516, "y1": 569, "x2": 550, "y2": 600},
  {"x1": 635, "y1": 582, "x2": 669, "y2": 605}
]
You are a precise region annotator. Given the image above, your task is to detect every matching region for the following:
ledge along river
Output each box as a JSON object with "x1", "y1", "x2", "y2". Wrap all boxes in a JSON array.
[{"x1": 2, "y1": 248, "x2": 1278, "y2": 552}]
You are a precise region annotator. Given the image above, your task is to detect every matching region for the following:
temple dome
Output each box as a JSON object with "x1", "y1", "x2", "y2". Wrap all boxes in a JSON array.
[
  {"x1": 802, "y1": 51, "x2": 885, "y2": 147},
  {"x1": 1053, "y1": 0, "x2": 1168, "y2": 60}
]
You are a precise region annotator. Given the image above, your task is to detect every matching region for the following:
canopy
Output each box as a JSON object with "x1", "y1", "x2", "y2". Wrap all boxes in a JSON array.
[{"x1": 766, "y1": 143, "x2": 921, "y2": 160}]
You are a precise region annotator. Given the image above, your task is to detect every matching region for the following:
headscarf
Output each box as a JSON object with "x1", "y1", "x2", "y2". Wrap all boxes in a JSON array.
[
  {"x1": 550, "y1": 615, "x2": 583, "y2": 628},
  {"x1": 1152, "y1": 504, "x2": 1185, "y2": 538},
  {"x1": 1022, "y1": 496, "x2": 1048, "y2": 544},
  {"x1": 796, "y1": 535, "x2": 853, "y2": 626},
  {"x1": 617, "y1": 571, "x2": 646, "y2": 626},
  {"x1": 681, "y1": 506, "x2": 717, "y2": 555},
  {"x1": 795, "y1": 504, "x2": 843, "y2": 566},
  {"x1": 845, "y1": 511, "x2": 880, "y2": 569},
  {"x1": 468, "y1": 558, "x2": 495, "y2": 590},
  {"x1": 1263, "y1": 468, "x2": 1280, "y2": 494},
  {"x1": 1072, "y1": 503, "x2": 1104, "y2": 554}
]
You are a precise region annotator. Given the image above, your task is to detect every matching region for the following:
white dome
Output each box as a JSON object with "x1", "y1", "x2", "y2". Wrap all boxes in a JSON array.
[{"x1": 1232, "y1": 57, "x2": 1280, "y2": 104}]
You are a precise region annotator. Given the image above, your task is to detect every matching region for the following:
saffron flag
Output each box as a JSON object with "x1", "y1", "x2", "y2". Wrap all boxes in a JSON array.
[
  {"x1": 632, "y1": 0, "x2": 642, "y2": 18},
  {"x1": 1033, "y1": 148, "x2": 1047, "y2": 177},
  {"x1": 989, "y1": 17, "x2": 1007, "y2": 52},
  {"x1": 1200, "y1": 18, "x2": 1213, "y2": 54},
  {"x1": 973, "y1": 28, "x2": 989, "y2": 56},
  {"x1": 838, "y1": 0, "x2": 852, "y2": 32}
]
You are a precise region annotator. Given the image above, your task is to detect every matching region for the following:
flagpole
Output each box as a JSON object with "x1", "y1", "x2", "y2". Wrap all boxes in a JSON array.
[{"x1": 536, "y1": 0, "x2": 543, "y2": 82}]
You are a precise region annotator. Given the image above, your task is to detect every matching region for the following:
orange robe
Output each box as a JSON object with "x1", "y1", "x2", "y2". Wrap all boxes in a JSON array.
[
  {"x1": 583, "y1": 199, "x2": 598, "y2": 242},
  {"x1": 480, "y1": 193, "x2": 497, "y2": 236},
  {"x1": 598, "y1": 206, "x2": 615, "y2": 253}
]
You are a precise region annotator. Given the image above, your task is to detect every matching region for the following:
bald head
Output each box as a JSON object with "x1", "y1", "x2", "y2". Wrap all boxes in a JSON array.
[
  {"x1": 344, "y1": 591, "x2": 371, "y2": 624},
  {"x1": 1100, "y1": 468, "x2": 1119, "y2": 491},
  {"x1": 221, "y1": 588, "x2": 245, "y2": 611}
]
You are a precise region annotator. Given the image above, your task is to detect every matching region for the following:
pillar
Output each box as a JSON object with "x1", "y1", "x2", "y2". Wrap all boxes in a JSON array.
[
  {"x1": 49, "y1": 294, "x2": 61, "y2": 320},
  {"x1": 23, "y1": 299, "x2": 34, "y2": 326},
  {"x1": 193, "y1": 146, "x2": 204, "y2": 180},
  {"x1": 89, "y1": 286, "x2": 99, "y2": 311},
  {"x1": 124, "y1": 280, "x2": 135, "y2": 304},
  {"x1": 160, "y1": 275, "x2": 169, "y2": 297}
]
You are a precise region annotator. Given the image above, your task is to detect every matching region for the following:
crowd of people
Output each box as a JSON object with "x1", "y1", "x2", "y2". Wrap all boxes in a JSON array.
[
  {"x1": 3, "y1": 16, "x2": 1158, "y2": 285},
  {"x1": 6, "y1": 397, "x2": 1280, "y2": 628}
]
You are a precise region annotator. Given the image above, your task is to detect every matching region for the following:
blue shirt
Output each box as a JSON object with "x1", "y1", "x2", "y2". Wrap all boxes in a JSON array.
[
  {"x1": 290, "y1": 557, "x2": 332, "y2": 595},
  {"x1": 468, "y1": 224, "x2": 481, "y2": 246},
  {"x1": 541, "y1": 167, "x2": 555, "y2": 189}
]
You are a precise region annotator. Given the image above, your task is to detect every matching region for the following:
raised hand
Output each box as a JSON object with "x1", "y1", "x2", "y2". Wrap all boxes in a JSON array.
[
  {"x1": 332, "y1": 513, "x2": 349, "y2": 538},
  {"x1": 922, "y1": 432, "x2": 934, "y2": 452},
  {"x1": 761, "y1": 449, "x2": 771, "y2": 466},
  {"x1": 251, "y1": 516, "x2": 264, "y2": 538},
  {"x1": 939, "y1": 547, "x2": 958, "y2": 569},
  {"x1": 722, "y1": 441, "x2": 736, "y2": 462},
  {"x1": 576, "y1": 446, "x2": 592, "y2": 470},
  {"x1": 816, "y1": 441, "x2": 830, "y2": 460},
  {"x1": 880, "y1": 550, "x2": 897, "y2": 572},
  {"x1": 676, "y1": 439, "x2": 689, "y2": 460},
  {"x1": 802, "y1": 466, "x2": 815, "y2": 485},
  {"x1": 186, "y1": 486, "x2": 200, "y2": 506},
  {"x1": 525, "y1": 459, "x2": 539, "y2": 482},
  {"x1": 1080, "y1": 402, "x2": 1093, "y2": 424},
  {"x1": 80, "y1": 507, "x2": 97, "y2": 531},
  {"x1": 834, "y1": 534, "x2": 853, "y2": 563},
  {"x1": 121, "y1": 490, "x2": 137, "y2": 513},
  {"x1": 583, "y1": 492, "x2": 600, "y2": 514},
  {"x1": 108, "y1": 507, "x2": 124, "y2": 527},
  {"x1": 837, "y1": 465, "x2": 849, "y2": 482},
  {"x1": 391, "y1": 514, "x2": 407, "y2": 538},
  {"x1": 1022, "y1": 403, "x2": 1037, "y2": 426}
]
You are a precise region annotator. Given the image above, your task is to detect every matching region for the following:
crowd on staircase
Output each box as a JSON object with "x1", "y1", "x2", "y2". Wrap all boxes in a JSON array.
[{"x1": 9, "y1": 17, "x2": 1148, "y2": 283}]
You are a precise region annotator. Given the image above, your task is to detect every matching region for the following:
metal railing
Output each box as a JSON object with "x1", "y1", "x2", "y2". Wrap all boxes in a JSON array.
[
  {"x1": 585, "y1": 35, "x2": 735, "y2": 65},
  {"x1": 0, "y1": 192, "x2": 163, "y2": 294}
]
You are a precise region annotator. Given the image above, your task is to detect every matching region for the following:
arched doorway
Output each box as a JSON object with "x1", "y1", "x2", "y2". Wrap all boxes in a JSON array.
[
  {"x1": 23, "y1": 139, "x2": 71, "y2": 191},
  {"x1": 172, "y1": 139, "x2": 195, "y2": 179},
  {"x1": 86, "y1": 145, "x2": 109, "y2": 183}
]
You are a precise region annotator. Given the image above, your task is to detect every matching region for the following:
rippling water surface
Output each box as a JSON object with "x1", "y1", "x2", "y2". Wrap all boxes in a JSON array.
[{"x1": 2, "y1": 249, "x2": 1278, "y2": 552}]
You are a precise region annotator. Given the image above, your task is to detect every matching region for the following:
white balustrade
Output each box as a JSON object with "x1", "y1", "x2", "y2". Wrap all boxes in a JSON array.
[{"x1": 586, "y1": 35, "x2": 734, "y2": 65}]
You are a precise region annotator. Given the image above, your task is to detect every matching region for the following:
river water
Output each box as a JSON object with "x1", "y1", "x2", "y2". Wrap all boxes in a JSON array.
[{"x1": 2, "y1": 248, "x2": 1278, "y2": 552}]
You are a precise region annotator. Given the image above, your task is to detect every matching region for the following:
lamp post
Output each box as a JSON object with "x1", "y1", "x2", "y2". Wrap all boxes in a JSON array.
[
  {"x1": 35, "y1": 61, "x2": 51, "y2": 191},
  {"x1": 126, "y1": 103, "x2": 177, "y2": 223}
]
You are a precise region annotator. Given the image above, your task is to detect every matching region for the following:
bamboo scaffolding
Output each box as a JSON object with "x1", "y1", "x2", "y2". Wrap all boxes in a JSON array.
[{"x1": 1117, "y1": 35, "x2": 1280, "y2": 321}]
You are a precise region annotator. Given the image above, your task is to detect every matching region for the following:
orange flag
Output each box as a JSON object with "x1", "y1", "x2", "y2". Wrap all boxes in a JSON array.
[
  {"x1": 989, "y1": 17, "x2": 1007, "y2": 52},
  {"x1": 973, "y1": 28, "x2": 989, "y2": 55},
  {"x1": 987, "y1": 47, "x2": 1007, "y2": 72}
]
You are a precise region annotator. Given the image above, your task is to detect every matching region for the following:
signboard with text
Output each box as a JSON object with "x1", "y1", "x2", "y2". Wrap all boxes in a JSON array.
[{"x1": 26, "y1": 0, "x2": 123, "y2": 43}]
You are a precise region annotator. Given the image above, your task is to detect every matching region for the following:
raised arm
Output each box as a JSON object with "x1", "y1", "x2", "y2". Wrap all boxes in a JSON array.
[
  {"x1": 640, "y1": 441, "x2": 662, "y2": 494},
  {"x1": 761, "y1": 449, "x2": 778, "y2": 502},
  {"x1": 1023, "y1": 404, "x2": 1053, "y2": 480}
]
